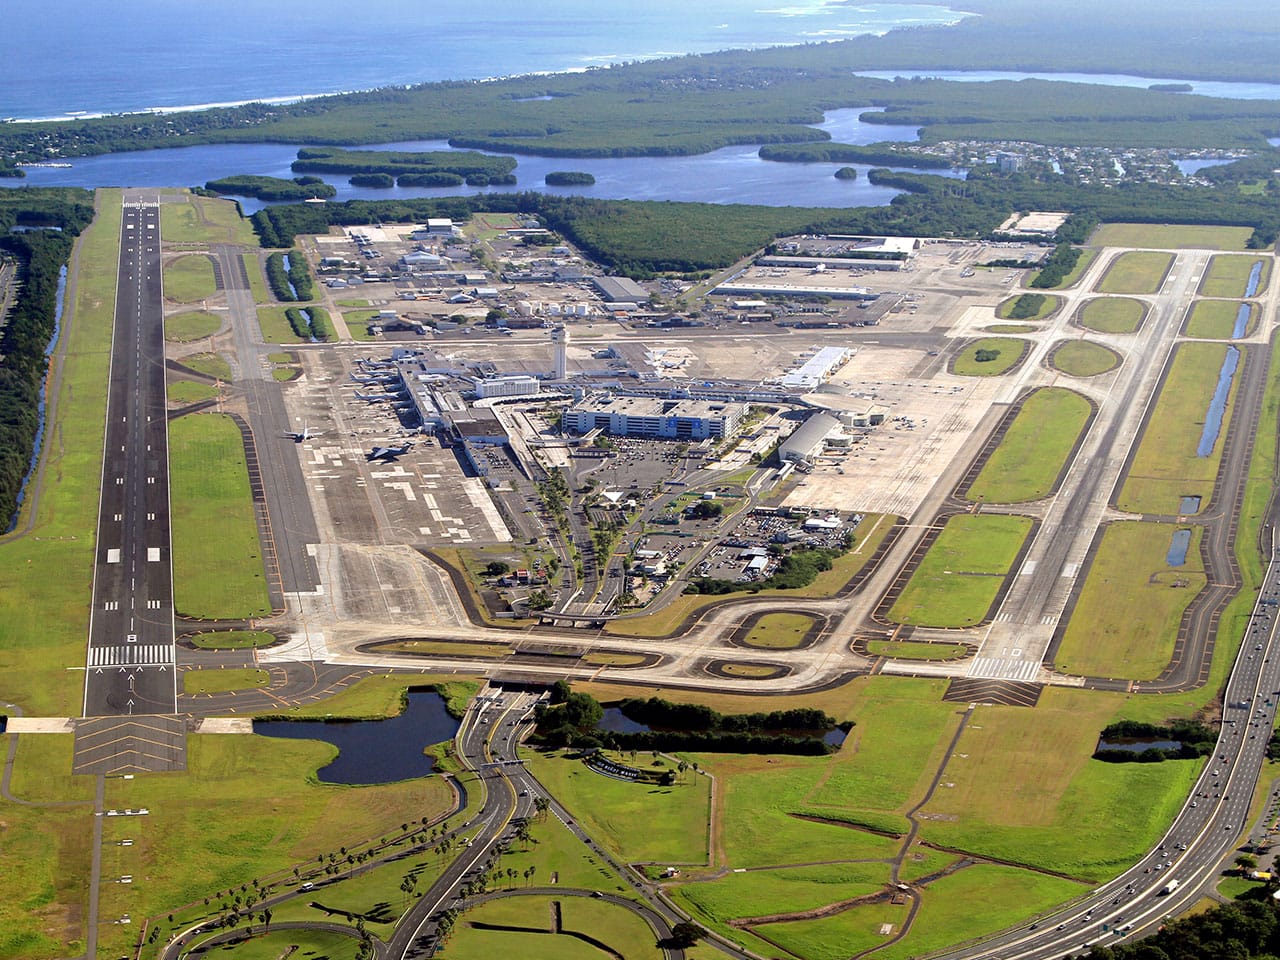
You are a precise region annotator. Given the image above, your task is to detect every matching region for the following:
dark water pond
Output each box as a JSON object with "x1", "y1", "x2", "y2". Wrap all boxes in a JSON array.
[
  {"x1": 597, "y1": 706, "x2": 847, "y2": 746},
  {"x1": 1196, "y1": 345, "x2": 1240, "y2": 457},
  {"x1": 1166, "y1": 528, "x2": 1192, "y2": 566},
  {"x1": 254, "y1": 690, "x2": 459, "y2": 784},
  {"x1": 1179, "y1": 495, "x2": 1201, "y2": 514},
  {"x1": 1245, "y1": 261, "x2": 1264, "y2": 298}
]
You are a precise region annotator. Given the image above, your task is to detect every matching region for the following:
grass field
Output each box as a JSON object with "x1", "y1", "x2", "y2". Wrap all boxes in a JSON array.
[
  {"x1": 742, "y1": 613, "x2": 816, "y2": 649},
  {"x1": 243, "y1": 253, "x2": 270, "y2": 303},
  {"x1": 1200, "y1": 255, "x2": 1270, "y2": 298},
  {"x1": 952, "y1": 337, "x2": 1027, "y2": 377},
  {"x1": 1091, "y1": 223, "x2": 1253, "y2": 250},
  {"x1": 1097, "y1": 251, "x2": 1174, "y2": 294},
  {"x1": 164, "y1": 310, "x2": 222, "y2": 342},
  {"x1": 761, "y1": 896, "x2": 911, "y2": 960},
  {"x1": 258, "y1": 305, "x2": 307, "y2": 343},
  {"x1": 984, "y1": 323, "x2": 1036, "y2": 333},
  {"x1": 189, "y1": 630, "x2": 275, "y2": 649},
  {"x1": 888, "y1": 515, "x2": 1033, "y2": 627},
  {"x1": 176, "y1": 351, "x2": 232, "y2": 381},
  {"x1": 719, "y1": 663, "x2": 780, "y2": 678},
  {"x1": 448, "y1": 896, "x2": 664, "y2": 960},
  {"x1": 1051, "y1": 340, "x2": 1121, "y2": 377},
  {"x1": 1118, "y1": 342, "x2": 1242, "y2": 514},
  {"x1": 921, "y1": 687, "x2": 1203, "y2": 881},
  {"x1": 168, "y1": 413, "x2": 272, "y2": 619},
  {"x1": 182, "y1": 667, "x2": 270, "y2": 694},
  {"x1": 1185, "y1": 299, "x2": 1256, "y2": 339},
  {"x1": 582, "y1": 652, "x2": 649, "y2": 666},
  {"x1": 1078, "y1": 296, "x2": 1145, "y2": 333},
  {"x1": 376, "y1": 639, "x2": 514, "y2": 658},
  {"x1": 865, "y1": 639, "x2": 967, "y2": 661},
  {"x1": 182, "y1": 929, "x2": 364, "y2": 960},
  {"x1": 167, "y1": 380, "x2": 218, "y2": 404},
  {"x1": 160, "y1": 194, "x2": 257, "y2": 246},
  {"x1": 0, "y1": 191, "x2": 122, "y2": 720},
  {"x1": 1054, "y1": 521, "x2": 1205, "y2": 679},
  {"x1": 105, "y1": 735, "x2": 459, "y2": 959},
  {"x1": 996, "y1": 293, "x2": 1060, "y2": 321},
  {"x1": 966, "y1": 387, "x2": 1091, "y2": 503},
  {"x1": 164, "y1": 254, "x2": 218, "y2": 302},
  {"x1": 604, "y1": 514, "x2": 896, "y2": 638},
  {"x1": 524, "y1": 750, "x2": 711, "y2": 864}
]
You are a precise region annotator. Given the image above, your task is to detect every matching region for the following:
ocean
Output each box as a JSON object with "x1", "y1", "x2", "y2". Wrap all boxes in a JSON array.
[{"x1": 1, "y1": 0, "x2": 971, "y2": 121}]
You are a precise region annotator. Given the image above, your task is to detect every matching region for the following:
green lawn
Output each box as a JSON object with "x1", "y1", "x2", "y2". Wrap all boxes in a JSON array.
[
  {"x1": 256, "y1": 675, "x2": 480, "y2": 720},
  {"x1": 996, "y1": 293, "x2": 1060, "y2": 321},
  {"x1": 243, "y1": 253, "x2": 270, "y2": 304},
  {"x1": 922, "y1": 687, "x2": 1204, "y2": 881},
  {"x1": 865, "y1": 639, "x2": 967, "y2": 661},
  {"x1": 984, "y1": 323, "x2": 1036, "y2": 333},
  {"x1": 182, "y1": 667, "x2": 270, "y2": 694},
  {"x1": 164, "y1": 254, "x2": 218, "y2": 302},
  {"x1": 258, "y1": 305, "x2": 307, "y2": 343},
  {"x1": 742, "y1": 613, "x2": 816, "y2": 649},
  {"x1": 175, "y1": 351, "x2": 232, "y2": 381},
  {"x1": 952, "y1": 337, "x2": 1027, "y2": 377},
  {"x1": 160, "y1": 195, "x2": 257, "y2": 246},
  {"x1": 888, "y1": 514, "x2": 1033, "y2": 627},
  {"x1": 448, "y1": 896, "x2": 665, "y2": 960},
  {"x1": 104, "y1": 735, "x2": 459, "y2": 959},
  {"x1": 1200, "y1": 255, "x2": 1270, "y2": 297},
  {"x1": 1118, "y1": 342, "x2": 1242, "y2": 514},
  {"x1": 1185, "y1": 299, "x2": 1256, "y2": 339},
  {"x1": 761, "y1": 896, "x2": 910, "y2": 960},
  {"x1": 164, "y1": 310, "x2": 222, "y2": 342},
  {"x1": 523, "y1": 751, "x2": 710, "y2": 864},
  {"x1": 1051, "y1": 340, "x2": 1121, "y2": 377},
  {"x1": 966, "y1": 387, "x2": 1091, "y2": 503},
  {"x1": 189, "y1": 630, "x2": 276, "y2": 649},
  {"x1": 1091, "y1": 223, "x2": 1253, "y2": 250},
  {"x1": 1055, "y1": 521, "x2": 1205, "y2": 680},
  {"x1": 183, "y1": 929, "x2": 364, "y2": 960},
  {"x1": 1097, "y1": 251, "x2": 1173, "y2": 294},
  {"x1": 1078, "y1": 297, "x2": 1145, "y2": 333},
  {"x1": 168, "y1": 413, "x2": 271, "y2": 619},
  {"x1": 0, "y1": 190, "x2": 121, "y2": 720},
  {"x1": 167, "y1": 380, "x2": 218, "y2": 404}
]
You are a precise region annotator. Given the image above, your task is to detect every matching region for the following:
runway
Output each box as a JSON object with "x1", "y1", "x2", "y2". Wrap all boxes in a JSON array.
[{"x1": 82, "y1": 196, "x2": 177, "y2": 719}]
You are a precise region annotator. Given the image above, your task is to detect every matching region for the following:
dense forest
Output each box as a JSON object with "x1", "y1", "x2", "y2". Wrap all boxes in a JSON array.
[
  {"x1": 1081, "y1": 898, "x2": 1280, "y2": 960},
  {"x1": 0, "y1": 189, "x2": 94, "y2": 529}
]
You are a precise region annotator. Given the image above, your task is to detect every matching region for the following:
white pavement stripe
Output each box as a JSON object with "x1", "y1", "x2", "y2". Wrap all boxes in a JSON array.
[
  {"x1": 967, "y1": 657, "x2": 1041, "y2": 681},
  {"x1": 88, "y1": 644, "x2": 176, "y2": 667}
]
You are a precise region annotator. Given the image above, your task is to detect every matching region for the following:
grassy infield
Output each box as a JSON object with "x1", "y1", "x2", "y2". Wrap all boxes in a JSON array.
[{"x1": 1, "y1": 202, "x2": 1270, "y2": 959}]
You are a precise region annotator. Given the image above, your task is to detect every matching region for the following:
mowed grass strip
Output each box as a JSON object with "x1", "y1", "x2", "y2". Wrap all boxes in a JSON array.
[
  {"x1": 164, "y1": 254, "x2": 218, "y2": 302},
  {"x1": 1185, "y1": 299, "x2": 1255, "y2": 339},
  {"x1": 952, "y1": 337, "x2": 1027, "y2": 377},
  {"x1": 1037, "y1": 247, "x2": 1096, "y2": 289},
  {"x1": 996, "y1": 293, "x2": 1060, "y2": 321},
  {"x1": 169, "y1": 413, "x2": 271, "y2": 619},
  {"x1": 1055, "y1": 521, "x2": 1205, "y2": 680},
  {"x1": 447, "y1": 896, "x2": 665, "y2": 960},
  {"x1": 1118, "y1": 342, "x2": 1241, "y2": 514},
  {"x1": 189, "y1": 630, "x2": 275, "y2": 650},
  {"x1": 1091, "y1": 223, "x2": 1253, "y2": 250},
  {"x1": 258, "y1": 306, "x2": 307, "y2": 343},
  {"x1": 185, "y1": 930, "x2": 362, "y2": 960},
  {"x1": 167, "y1": 380, "x2": 218, "y2": 404},
  {"x1": 182, "y1": 667, "x2": 270, "y2": 695},
  {"x1": 164, "y1": 310, "x2": 222, "y2": 342},
  {"x1": 756, "y1": 897, "x2": 912, "y2": 960},
  {"x1": 0, "y1": 190, "x2": 120, "y2": 719},
  {"x1": 1097, "y1": 251, "x2": 1173, "y2": 295},
  {"x1": 888, "y1": 515, "x2": 1033, "y2": 627},
  {"x1": 524, "y1": 750, "x2": 711, "y2": 865},
  {"x1": 921, "y1": 686, "x2": 1203, "y2": 881},
  {"x1": 1050, "y1": 340, "x2": 1120, "y2": 377},
  {"x1": 176, "y1": 351, "x2": 232, "y2": 381},
  {"x1": 160, "y1": 195, "x2": 258, "y2": 246},
  {"x1": 1200, "y1": 255, "x2": 1270, "y2": 298},
  {"x1": 743, "y1": 613, "x2": 816, "y2": 649},
  {"x1": 1078, "y1": 296, "x2": 1145, "y2": 333},
  {"x1": 966, "y1": 387, "x2": 1091, "y2": 503},
  {"x1": 865, "y1": 639, "x2": 967, "y2": 661}
]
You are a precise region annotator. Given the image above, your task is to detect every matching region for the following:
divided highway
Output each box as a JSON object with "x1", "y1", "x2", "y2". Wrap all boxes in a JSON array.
[{"x1": 83, "y1": 198, "x2": 176, "y2": 717}]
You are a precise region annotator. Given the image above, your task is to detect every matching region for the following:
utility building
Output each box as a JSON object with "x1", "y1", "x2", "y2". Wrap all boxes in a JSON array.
[{"x1": 562, "y1": 395, "x2": 746, "y2": 441}]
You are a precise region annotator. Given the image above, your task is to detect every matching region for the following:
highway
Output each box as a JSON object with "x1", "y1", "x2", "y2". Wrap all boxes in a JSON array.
[
  {"x1": 83, "y1": 196, "x2": 176, "y2": 717},
  {"x1": 942, "y1": 536, "x2": 1280, "y2": 959}
]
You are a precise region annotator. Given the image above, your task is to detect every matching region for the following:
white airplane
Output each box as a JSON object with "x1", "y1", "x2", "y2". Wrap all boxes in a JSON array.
[{"x1": 284, "y1": 424, "x2": 320, "y2": 442}]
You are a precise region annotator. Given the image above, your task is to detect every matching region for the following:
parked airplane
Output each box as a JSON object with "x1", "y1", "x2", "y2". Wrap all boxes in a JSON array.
[
  {"x1": 350, "y1": 373, "x2": 396, "y2": 384},
  {"x1": 367, "y1": 443, "x2": 412, "y2": 462},
  {"x1": 355, "y1": 391, "x2": 396, "y2": 403},
  {"x1": 284, "y1": 424, "x2": 319, "y2": 442}
]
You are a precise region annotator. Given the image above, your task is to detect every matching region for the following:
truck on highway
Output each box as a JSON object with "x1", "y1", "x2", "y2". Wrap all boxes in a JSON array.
[{"x1": 1160, "y1": 879, "x2": 1180, "y2": 895}]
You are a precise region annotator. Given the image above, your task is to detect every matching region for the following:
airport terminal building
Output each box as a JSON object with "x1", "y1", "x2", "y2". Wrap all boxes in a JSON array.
[{"x1": 562, "y1": 395, "x2": 746, "y2": 441}]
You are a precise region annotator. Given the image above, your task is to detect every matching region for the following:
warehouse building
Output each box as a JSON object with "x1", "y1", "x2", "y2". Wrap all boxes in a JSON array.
[
  {"x1": 592, "y1": 276, "x2": 649, "y2": 304},
  {"x1": 778, "y1": 412, "x2": 840, "y2": 464}
]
